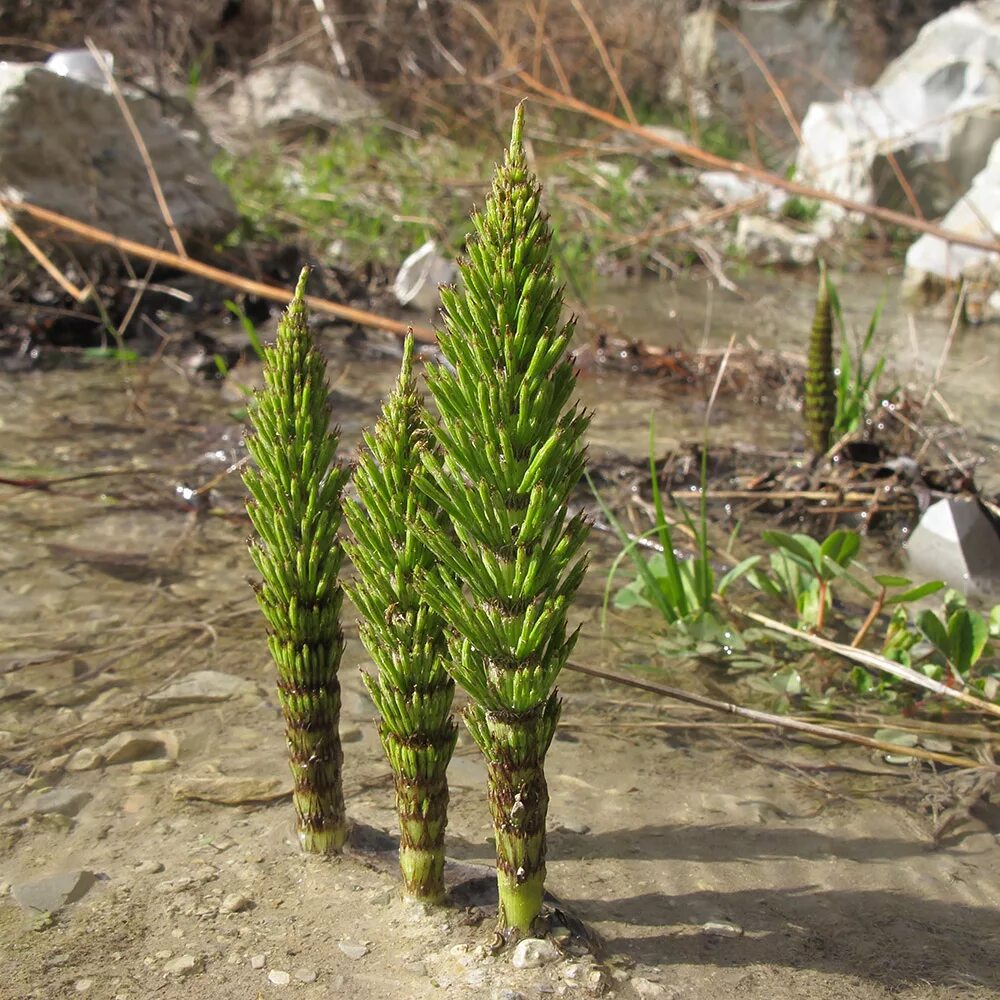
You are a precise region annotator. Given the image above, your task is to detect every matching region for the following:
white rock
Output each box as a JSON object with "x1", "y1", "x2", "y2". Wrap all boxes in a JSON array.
[
  {"x1": 219, "y1": 893, "x2": 252, "y2": 914},
  {"x1": 734, "y1": 216, "x2": 819, "y2": 266},
  {"x1": 0, "y1": 63, "x2": 235, "y2": 249},
  {"x1": 701, "y1": 919, "x2": 744, "y2": 938},
  {"x1": 268, "y1": 969, "x2": 291, "y2": 986},
  {"x1": 74, "y1": 979, "x2": 93, "y2": 993},
  {"x1": 393, "y1": 240, "x2": 457, "y2": 314},
  {"x1": 632, "y1": 977, "x2": 668, "y2": 998},
  {"x1": 150, "y1": 671, "x2": 258, "y2": 706},
  {"x1": 698, "y1": 171, "x2": 788, "y2": 214},
  {"x1": 906, "y1": 497, "x2": 1000, "y2": 593},
  {"x1": 338, "y1": 941, "x2": 369, "y2": 960},
  {"x1": 229, "y1": 62, "x2": 379, "y2": 137},
  {"x1": 163, "y1": 954, "x2": 201, "y2": 977},
  {"x1": 45, "y1": 49, "x2": 112, "y2": 87},
  {"x1": 250, "y1": 954, "x2": 266, "y2": 970},
  {"x1": 511, "y1": 937, "x2": 560, "y2": 969},
  {"x1": 294, "y1": 968, "x2": 317, "y2": 983},
  {"x1": 134, "y1": 860, "x2": 165, "y2": 875},
  {"x1": 797, "y1": 3, "x2": 1000, "y2": 223}
]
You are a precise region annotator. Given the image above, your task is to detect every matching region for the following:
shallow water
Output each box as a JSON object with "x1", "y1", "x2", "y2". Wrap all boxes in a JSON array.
[
  {"x1": 592, "y1": 270, "x2": 1000, "y2": 491},
  {"x1": 2, "y1": 281, "x2": 1000, "y2": 1000}
]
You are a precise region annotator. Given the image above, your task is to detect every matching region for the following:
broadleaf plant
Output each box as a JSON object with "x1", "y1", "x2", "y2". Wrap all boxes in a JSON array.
[
  {"x1": 243, "y1": 268, "x2": 351, "y2": 853},
  {"x1": 344, "y1": 334, "x2": 457, "y2": 902},
  {"x1": 416, "y1": 105, "x2": 590, "y2": 937}
]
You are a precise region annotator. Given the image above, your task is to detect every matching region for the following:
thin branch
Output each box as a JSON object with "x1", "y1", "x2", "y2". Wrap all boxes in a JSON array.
[
  {"x1": 513, "y1": 76, "x2": 1000, "y2": 254},
  {"x1": 85, "y1": 39, "x2": 187, "y2": 259},
  {"x1": 0, "y1": 197, "x2": 435, "y2": 342},
  {"x1": 566, "y1": 661, "x2": 989, "y2": 769}
]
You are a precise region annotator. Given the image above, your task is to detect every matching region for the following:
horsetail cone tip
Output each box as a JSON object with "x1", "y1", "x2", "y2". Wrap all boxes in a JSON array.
[
  {"x1": 804, "y1": 261, "x2": 836, "y2": 455},
  {"x1": 417, "y1": 107, "x2": 590, "y2": 935},
  {"x1": 243, "y1": 265, "x2": 349, "y2": 855},
  {"x1": 343, "y1": 330, "x2": 457, "y2": 902}
]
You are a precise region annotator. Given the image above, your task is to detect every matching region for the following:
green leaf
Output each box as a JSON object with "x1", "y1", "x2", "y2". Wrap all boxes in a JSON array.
[
  {"x1": 873, "y1": 728, "x2": 918, "y2": 748},
  {"x1": 819, "y1": 529, "x2": 860, "y2": 568},
  {"x1": 916, "y1": 610, "x2": 949, "y2": 657},
  {"x1": 884, "y1": 580, "x2": 945, "y2": 605},
  {"x1": 763, "y1": 530, "x2": 821, "y2": 572},
  {"x1": 946, "y1": 609, "x2": 988, "y2": 674},
  {"x1": 717, "y1": 555, "x2": 761, "y2": 595}
]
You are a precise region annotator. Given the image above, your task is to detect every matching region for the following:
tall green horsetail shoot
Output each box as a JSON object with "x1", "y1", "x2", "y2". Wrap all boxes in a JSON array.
[
  {"x1": 417, "y1": 105, "x2": 591, "y2": 936},
  {"x1": 243, "y1": 268, "x2": 351, "y2": 854},
  {"x1": 344, "y1": 334, "x2": 457, "y2": 903}
]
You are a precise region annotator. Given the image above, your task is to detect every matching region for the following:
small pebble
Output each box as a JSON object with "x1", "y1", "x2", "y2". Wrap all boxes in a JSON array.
[
  {"x1": 341, "y1": 727, "x2": 363, "y2": 743},
  {"x1": 135, "y1": 861, "x2": 164, "y2": 875},
  {"x1": 74, "y1": 980, "x2": 93, "y2": 993},
  {"x1": 294, "y1": 968, "x2": 317, "y2": 983},
  {"x1": 631, "y1": 977, "x2": 667, "y2": 998},
  {"x1": 338, "y1": 941, "x2": 369, "y2": 960},
  {"x1": 701, "y1": 920, "x2": 743, "y2": 938},
  {"x1": 268, "y1": 969, "x2": 291, "y2": 986},
  {"x1": 219, "y1": 893, "x2": 252, "y2": 914},
  {"x1": 250, "y1": 954, "x2": 266, "y2": 970},
  {"x1": 511, "y1": 937, "x2": 560, "y2": 969},
  {"x1": 131, "y1": 759, "x2": 175, "y2": 774},
  {"x1": 163, "y1": 954, "x2": 200, "y2": 977},
  {"x1": 66, "y1": 749, "x2": 104, "y2": 772},
  {"x1": 555, "y1": 820, "x2": 590, "y2": 835}
]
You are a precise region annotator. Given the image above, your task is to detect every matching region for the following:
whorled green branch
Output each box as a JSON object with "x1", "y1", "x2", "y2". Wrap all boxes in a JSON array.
[
  {"x1": 416, "y1": 104, "x2": 591, "y2": 936},
  {"x1": 243, "y1": 267, "x2": 351, "y2": 854},
  {"x1": 343, "y1": 334, "x2": 457, "y2": 902}
]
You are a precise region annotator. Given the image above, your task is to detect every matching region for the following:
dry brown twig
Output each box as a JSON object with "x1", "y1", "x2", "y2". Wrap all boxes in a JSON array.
[
  {"x1": 0, "y1": 197, "x2": 434, "y2": 342},
  {"x1": 85, "y1": 39, "x2": 187, "y2": 259}
]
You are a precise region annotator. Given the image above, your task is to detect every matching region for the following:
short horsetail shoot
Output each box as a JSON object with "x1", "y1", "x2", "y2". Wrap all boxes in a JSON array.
[
  {"x1": 243, "y1": 267, "x2": 351, "y2": 853},
  {"x1": 804, "y1": 261, "x2": 836, "y2": 454},
  {"x1": 344, "y1": 334, "x2": 457, "y2": 902},
  {"x1": 417, "y1": 105, "x2": 591, "y2": 936}
]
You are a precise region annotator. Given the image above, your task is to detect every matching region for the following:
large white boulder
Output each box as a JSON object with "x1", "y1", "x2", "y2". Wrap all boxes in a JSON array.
[
  {"x1": 0, "y1": 61, "x2": 236, "y2": 249},
  {"x1": 796, "y1": 2, "x2": 1000, "y2": 221},
  {"x1": 905, "y1": 138, "x2": 1000, "y2": 283}
]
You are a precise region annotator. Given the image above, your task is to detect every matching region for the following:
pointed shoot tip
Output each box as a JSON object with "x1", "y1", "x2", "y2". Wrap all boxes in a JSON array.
[{"x1": 510, "y1": 102, "x2": 526, "y2": 157}]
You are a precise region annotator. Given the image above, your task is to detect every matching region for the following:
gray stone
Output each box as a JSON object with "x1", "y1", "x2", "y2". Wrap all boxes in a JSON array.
[
  {"x1": 99, "y1": 730, "x2": 175, "y2": 765},
  {"x1": 511, "y1": 937, "x2": 560, "y2": 969},
  {"x1": 294, "y1": 968, "x2": 317, "y2": 983},
  {"x1": 163, "y1": 954, "x2": 201, "y2": 977},
  {"x1": 734, "y1": 216, "x2": 819, "y2": 267},
  {"x1": 0, "y1": 62, "x2": 235, "y2": 250},
  {"x1": 135, "y1": 860, "x2": 164, "y2": 875},
  {"x1": 268, "y1": 969, "x2": 291, "y2": 986},
  {"x1": 555, "y1": 820, "x2": 590, "y2": 835},
  {"x1": 66, "y1": 748, "x2": 104, "y2": 772},
  {"x1": 906, "y1": 498, "x2": 1000, "y2": 593},
  {"x1": 337, "y1": 941, "x2": 369, "y2": 960},
  {"x1": 25, "y1": 787, "x2": 91, "y2": 817},
  {"x1": 250, "y1": 954, "x2": 266, "y2": 969},
  {"x1": 229, "y1": 63, "x2": 379, "y2": 138},
  {"x1": 12, "y1": 870, "x2": 97, "y2": 913},
  {"x1": 151, "y1": 671, "x2": 258, "y2": 706},
  {"x1": 131, "y1": 759, "x2": 176, "y2": 775},
  {"x1": 171, "y1": 775, "x2": 289, "y2": 805}
]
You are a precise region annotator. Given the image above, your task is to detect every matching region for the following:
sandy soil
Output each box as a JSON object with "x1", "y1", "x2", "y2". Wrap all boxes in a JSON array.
[{"x1": 2, "y1": 363, "x2": 999, "y2": 1000}]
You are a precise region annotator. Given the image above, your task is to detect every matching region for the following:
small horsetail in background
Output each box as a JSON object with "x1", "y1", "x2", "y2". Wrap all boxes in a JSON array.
[
  {"x1": 804, "y1": 261, "x2": 836, "y2": 454},
  {"x1": 344, "y1": 334, "x2": 457, "y2": 902},
  {"x1": 417, "y1": 105, "x2": 590, "y2": 936},
  {"x1": 243, "y1": 267, "x2": 351, "y2": 853}
]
